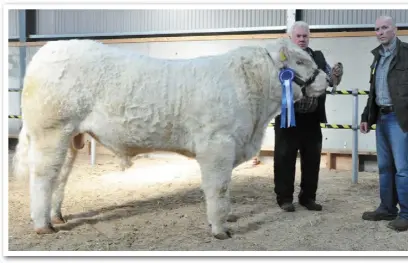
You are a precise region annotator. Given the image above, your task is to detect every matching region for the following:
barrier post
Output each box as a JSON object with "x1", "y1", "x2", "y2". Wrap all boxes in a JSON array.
[
  {"x1": 18, "y1": 10, "x2": 27, "y2": 128},
  {"x1": 352, "y1": 88, "x2": 359, "y2": 184},
  {"x1": 286, "y1": 9, "x2": 296, "y2": 33},
  {"x1": 91, "y1": 138, "x2": 96, "y2": 165}
]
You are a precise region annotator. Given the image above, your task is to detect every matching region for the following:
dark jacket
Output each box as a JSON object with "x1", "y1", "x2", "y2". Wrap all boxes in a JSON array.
[
  {"x1": 361, "y1": 37, "x2": 408, "y2": 132},
  {"x1": 309, "y1": 48, "x2": 330, "y2": 124}
]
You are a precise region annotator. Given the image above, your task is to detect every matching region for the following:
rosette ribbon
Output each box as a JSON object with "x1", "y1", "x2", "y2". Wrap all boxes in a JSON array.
[{"x1": 279, "y1": 68, "x2": 296, "y2": 128}]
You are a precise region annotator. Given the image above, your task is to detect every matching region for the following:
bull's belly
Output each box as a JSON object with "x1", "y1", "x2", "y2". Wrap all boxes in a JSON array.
[{"x1": 79, "y1": 113, "x2": 195, "y2": 158}]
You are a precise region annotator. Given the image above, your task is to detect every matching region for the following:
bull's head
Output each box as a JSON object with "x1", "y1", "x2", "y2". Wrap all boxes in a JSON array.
[{"x1": 265, "y1": 38, "x2": 329, "y2": 101}]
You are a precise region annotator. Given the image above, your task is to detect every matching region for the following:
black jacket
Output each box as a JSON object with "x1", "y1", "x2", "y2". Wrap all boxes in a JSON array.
[
  {"x1": 361, "y1": 37, "x2": 408, "y2": 132},
  {"x1": 308, "y1": 48, "x2": 330, "y2": 124}
]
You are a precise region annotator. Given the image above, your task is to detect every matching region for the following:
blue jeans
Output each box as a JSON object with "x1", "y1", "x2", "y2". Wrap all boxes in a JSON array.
[{"x1": 375, "y1": 112, "x2": 408, "y2": 220}]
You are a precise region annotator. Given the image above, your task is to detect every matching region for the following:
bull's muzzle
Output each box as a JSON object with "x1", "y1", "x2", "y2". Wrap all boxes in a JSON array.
[{"x1": 293, "y1": 68, "x2": 320, "y2": 96}]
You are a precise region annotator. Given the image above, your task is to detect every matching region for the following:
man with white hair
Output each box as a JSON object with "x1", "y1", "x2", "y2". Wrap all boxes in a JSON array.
[
  {"x1": 273, "y1": 21, "x2": 343, "y2": 212},
  {"x1": 360, "y1": 15, "x2": 408, "y2": 232}
]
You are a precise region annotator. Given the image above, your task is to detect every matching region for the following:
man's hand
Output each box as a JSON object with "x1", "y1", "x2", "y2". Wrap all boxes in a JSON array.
[{"x1": 360, "y1": 122, "x2": 370, "y2": 134}]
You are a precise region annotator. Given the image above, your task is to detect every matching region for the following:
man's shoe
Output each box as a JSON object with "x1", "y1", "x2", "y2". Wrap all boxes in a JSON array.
[
  {"x1": 387, "y1": 217, "x2": 408, "y2": 232},
  {"x1": 280, "y1": 202, "x2": 295, "y2": 212},
  {"x1": 362, "y1": 211, "x2": 397, "y2": 221},
  {"x1": 299, "y1": 200, "x2": 322, "y2": 211}
]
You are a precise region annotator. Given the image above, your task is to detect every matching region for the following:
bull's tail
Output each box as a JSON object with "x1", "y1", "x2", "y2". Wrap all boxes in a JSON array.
[{"x1": 12, "y1": 124, "x2": 30, "y2": 181}]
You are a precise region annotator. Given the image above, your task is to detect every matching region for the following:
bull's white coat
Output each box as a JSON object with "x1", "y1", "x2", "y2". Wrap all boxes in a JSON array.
[{"x1": 13, "y1": 38, "x2": 328, "y2": 239}]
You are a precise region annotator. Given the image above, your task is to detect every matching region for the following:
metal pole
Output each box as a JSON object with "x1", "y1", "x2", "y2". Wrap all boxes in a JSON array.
[
  {"x1": 286, "y1": 9, "x2": 296, "y2": 33},
  {"x1": 18, "y1": 10, "x2": 27, "y2": 124},
  {"x1": 352, "y1": 88, "x2": 359, "y2": 184},
  {"x1": 91, "y1": 138, "x2": 96, "y2": 165}
]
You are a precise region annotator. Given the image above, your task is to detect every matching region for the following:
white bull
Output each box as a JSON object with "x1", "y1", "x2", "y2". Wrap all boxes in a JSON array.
[{"x1": 12, "y1": 38, "x2": 328, "y2": 240}]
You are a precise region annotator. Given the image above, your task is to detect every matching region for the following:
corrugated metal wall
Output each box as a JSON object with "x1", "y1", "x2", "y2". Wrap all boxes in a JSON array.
[
  {"x1": 9, "y1": 9, "x2": 408, "y2": 39},
  {"x1": 303, "y1": 9, "x2": 408, "y2": 28},
  {"x1": 35, "y1": 9, "x2": 287, "y2": 36},
  {"x1": 8, "y1": 9, "x2": 19, "y2": 38}
]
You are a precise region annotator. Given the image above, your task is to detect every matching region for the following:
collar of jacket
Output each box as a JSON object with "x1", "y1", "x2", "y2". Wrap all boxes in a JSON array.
[
  {"x1": 371, "y1": 37, "x2": 407, "y2": 59},
  {"x1": 304, "y1": 47, "x2": 314, "y2": 57}
]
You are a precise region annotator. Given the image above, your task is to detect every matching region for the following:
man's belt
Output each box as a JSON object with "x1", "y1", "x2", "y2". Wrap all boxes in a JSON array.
[{"x1": 379, "y1": 105, "x2": 394, "y2": 114}]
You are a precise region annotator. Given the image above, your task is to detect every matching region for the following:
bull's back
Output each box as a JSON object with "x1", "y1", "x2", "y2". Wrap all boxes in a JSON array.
[{"x1": 22, "y1": 40, "x2": 261, "y2": 151}]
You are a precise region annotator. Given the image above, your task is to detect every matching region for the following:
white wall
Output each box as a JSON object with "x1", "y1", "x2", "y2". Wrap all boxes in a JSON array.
[
  {"x1": 8, "y1": 47, "x2": 22, "y2": 137},
  {"x1": 8, "y1": 35, "x2": 408, "y2": 152}
]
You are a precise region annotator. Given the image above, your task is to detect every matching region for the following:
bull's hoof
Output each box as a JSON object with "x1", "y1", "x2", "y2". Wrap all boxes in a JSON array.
[
  {"x1": 120, "y1": 161, "x2": 133, "y2": 171},
  {"x1": 51, "y1": 215, "x2": 66, "y2": 225},
  {"x1": 252, "y1": 158, "x2": 261, "y2": 166},
  {"x1": 227, "y1": 214, "x2": 239, "y2": 222},
  {"x1": 214, "y1": 230, "x2": 232, "y2": 240},
  {"x1": 35, "y1": 225, "x2": 57, "y2": 235}
]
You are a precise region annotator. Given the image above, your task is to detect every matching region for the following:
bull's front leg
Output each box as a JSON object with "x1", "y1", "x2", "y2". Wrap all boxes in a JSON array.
[{"x1": 197, "y1": 141, "x2": 235, "y2": 240}]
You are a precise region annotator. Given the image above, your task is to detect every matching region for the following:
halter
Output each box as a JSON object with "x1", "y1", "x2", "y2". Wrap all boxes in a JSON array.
[{"x1": 279, "y1": 50, "x2": 320, "y2": 96}]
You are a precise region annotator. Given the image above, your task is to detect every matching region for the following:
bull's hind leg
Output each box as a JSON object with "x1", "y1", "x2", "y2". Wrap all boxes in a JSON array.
[
  {"x1": 28, "y1": 130, "x2": 70, "y2": 234},
  {"x1": 119, "y1": 155, "x2": 133, "y2": 171},
  {"x1": 50, "y1": 143, "x2": 79, "y2": 224},
  {"x1": 197, "y1": 141, "x2": 235, "y2": 240}
]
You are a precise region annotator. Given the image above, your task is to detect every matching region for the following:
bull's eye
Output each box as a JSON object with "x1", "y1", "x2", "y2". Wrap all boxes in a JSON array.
[{"x1": 296, "y1": 60, "x2": 304, "y2": 65}]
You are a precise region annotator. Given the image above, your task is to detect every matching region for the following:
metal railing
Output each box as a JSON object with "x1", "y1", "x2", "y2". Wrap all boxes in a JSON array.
[{"x1": 268, "y1": 88, "x2": 371, "y2": 184}]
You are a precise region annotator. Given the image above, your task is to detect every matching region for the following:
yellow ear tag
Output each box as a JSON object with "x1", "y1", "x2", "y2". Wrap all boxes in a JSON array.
[{"x1": 280, "y1": 51, "x2": 287, "y2": 61}]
